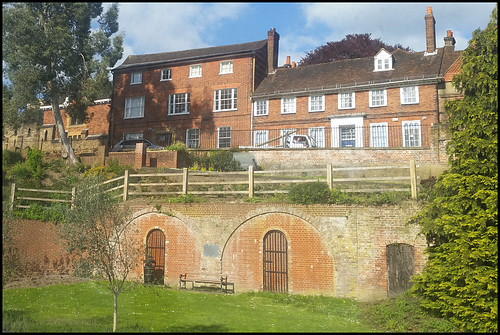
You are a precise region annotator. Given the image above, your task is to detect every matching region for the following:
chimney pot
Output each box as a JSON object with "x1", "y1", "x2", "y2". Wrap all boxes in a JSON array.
[
  {"x1": 427, "y1": 6, "x2": 432, "y2": 15},
  {"x1": 447, "y1": 30, "x2": 452, "y2": 37},
  {"x1": 286, "y1": 56, "x2": 291, "y2": 65},
  {"x1": 292, "y1": 62, "x2": 296, "y2": 68}
]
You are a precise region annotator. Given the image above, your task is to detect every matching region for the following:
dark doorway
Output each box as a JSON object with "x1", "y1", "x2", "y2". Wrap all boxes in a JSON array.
[
  {"x1": 146, "y1": 229, "x2": 165, "y2": 285},
  {"x1": 386, "y1": 243, "x2": 415, "y2": 297},
  {"x1": 263, "y1": 230, "x2": 288, "y2": 293}
]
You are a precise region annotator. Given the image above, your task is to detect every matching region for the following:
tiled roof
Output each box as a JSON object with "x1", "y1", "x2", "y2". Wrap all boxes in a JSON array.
[
  {"x1": 113, "y1": 39, "x2": 268, "y2": 71},
  {"x1": 253, "y1": 47, "x2": 462, "y2": 98}
]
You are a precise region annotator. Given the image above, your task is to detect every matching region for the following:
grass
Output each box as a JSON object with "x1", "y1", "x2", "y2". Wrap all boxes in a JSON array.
[{"x1": 2, "y1": 281, "x2": 459, "y2": 333}]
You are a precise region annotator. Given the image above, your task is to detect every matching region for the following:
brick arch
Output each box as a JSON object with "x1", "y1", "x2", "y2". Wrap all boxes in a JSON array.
[
  {"x1": 221, "y1": 210, "x2": 334, "y2": 295},
  {"x1": 127, "y1": 208, "x2": 203, "y2": 287}
]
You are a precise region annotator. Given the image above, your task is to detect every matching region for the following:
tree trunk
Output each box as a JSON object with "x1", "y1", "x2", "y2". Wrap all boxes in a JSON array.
[
  {"x1": 51, "y1": 92, "x2": 78, "y2": 166},
  {"x1": 113, "y1": 294, "x2": 118, "y2": 332}
]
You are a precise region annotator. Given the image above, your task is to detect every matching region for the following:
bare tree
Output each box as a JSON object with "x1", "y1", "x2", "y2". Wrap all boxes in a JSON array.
[{"x1": 59, "y1": 174, "x2": 141, "y2": 332}]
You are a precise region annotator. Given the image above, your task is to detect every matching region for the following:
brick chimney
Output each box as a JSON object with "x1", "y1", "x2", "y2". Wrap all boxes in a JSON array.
[
  {"x1": 444, "y1": 30, "x2": 456, "y2": 49},
  {"x1": 267, "y1": 28, "x2": 280, "y2": 73},
  {"x1": 425, "y1": 6, "x2": 436, "y2": 54}
]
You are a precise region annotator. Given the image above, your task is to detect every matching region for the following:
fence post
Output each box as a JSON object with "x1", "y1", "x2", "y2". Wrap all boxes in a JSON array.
[
  {"x1": 10, "y1": 183, "x2": 16, "y2": 211},
  {"x1": 248, "y1": 165, "x2": 254, "y2": 198},
  {"x1": 71, "y1": 187, "x2": 76, "y2": 209},
  {"x1": 327, "y1": 163, "x2": 333, "y2": 190},
  {"x1": 182, "y1": 168, "x2": 188, "y2": 194},
  {"x1": 123, "y1": 170, "x2": 129, "y2": 201},
  {"x1": 410, "y1": 160, "x2": 418, "y2": 199}
]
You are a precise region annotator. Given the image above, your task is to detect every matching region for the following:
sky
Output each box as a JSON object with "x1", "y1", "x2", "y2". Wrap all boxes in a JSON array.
[{"x1": 107, "y1": 2, "x2": 497, "y2": 69}]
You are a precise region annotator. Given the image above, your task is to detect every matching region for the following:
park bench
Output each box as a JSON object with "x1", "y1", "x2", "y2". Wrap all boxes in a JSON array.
[{"x1": 179, "y1": 273, "x2": 234, "y2": 294}]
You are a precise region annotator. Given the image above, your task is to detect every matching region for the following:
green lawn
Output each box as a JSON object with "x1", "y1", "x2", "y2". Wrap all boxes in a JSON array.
[{"x1": 2, "y1": 281, "x2": 458, "y2": 332}]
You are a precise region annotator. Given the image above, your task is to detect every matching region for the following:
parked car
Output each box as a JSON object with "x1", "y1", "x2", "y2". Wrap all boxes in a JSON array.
[
  {"x1": 111, "y1": 139, "x2": 165, "y2": 152},
  {"x1": 285, "y1": 135, "x2": 318, "y2": 148}
]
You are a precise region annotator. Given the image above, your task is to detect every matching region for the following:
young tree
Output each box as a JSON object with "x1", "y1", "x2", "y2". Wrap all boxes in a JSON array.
[
  {"x1": 59, "y1": 174, "x2": 141, "y2": 332},
  {"x1": 298, "y1": 33, "x2": 411, "y2": 66},
  {"x1": 410, "y1": 6, "x2": 497, "y2": 332},
  {"x1": 2, "y1": 3, "x2": 123, "y2": 165}
]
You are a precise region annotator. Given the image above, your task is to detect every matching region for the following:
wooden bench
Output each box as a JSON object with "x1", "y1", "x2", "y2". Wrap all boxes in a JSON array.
[{"x1": 179, "y1": 273, "x2": 234, "y2": 294}]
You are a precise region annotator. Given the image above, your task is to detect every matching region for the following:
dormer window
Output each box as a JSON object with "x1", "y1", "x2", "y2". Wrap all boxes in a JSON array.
[{"x1": 374, "y1": 49, "x2": 393, "y2": 71}]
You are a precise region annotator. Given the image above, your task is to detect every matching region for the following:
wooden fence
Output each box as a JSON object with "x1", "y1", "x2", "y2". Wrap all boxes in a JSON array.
[{"x1": 9, "y1": 161, "x2": 419, "y2": 210}]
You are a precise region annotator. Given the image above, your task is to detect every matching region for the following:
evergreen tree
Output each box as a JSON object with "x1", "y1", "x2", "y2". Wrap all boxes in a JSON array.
[
  {"x1": 410, "y1": 6, "x2": 497, "y2": 332},
  {"x1": 2, "y1": 3, "x2": 123, "y2": 165}
]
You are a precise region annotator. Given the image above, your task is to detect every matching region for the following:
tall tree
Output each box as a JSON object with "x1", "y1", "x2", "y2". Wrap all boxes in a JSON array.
[
  {"x1": 59, "y1": 174, "x2": 141, "y2": 332},
  {"x1": 410, "y1": 6, "x2": 497, "y2": 332},
  {"x1": 298, "y1": 33, "x2": 411, "y2": 66},
  {"x1": 2, "y1": 3, "x2": 123, "y2": 165}
]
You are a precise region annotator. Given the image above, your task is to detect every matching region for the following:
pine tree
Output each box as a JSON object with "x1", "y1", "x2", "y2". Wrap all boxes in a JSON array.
[{"x1": 410, "y1": 6, "x2": 497, "y2": 332}]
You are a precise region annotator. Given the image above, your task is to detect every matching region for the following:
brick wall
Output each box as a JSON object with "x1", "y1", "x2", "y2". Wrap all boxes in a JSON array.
[{"x1": 6, "y1": 201, "x2": 425, "y2": 300}]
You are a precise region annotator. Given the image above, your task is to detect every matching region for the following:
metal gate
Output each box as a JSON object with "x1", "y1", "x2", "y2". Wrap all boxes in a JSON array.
[
  {"x1": 386, "y1": 243, "x2": 415, "y2": 297},
  {"x1": 146, "y1": 229, "x2": 165, "y2": 285},
  {"x1": 263, "y1": 230, "x2": 288, "y2": 293}
]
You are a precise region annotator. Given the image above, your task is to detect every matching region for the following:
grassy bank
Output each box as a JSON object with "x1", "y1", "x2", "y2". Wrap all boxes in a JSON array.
[{"x1": 2, "y1": 281, "x2": 458, "y2": 332}]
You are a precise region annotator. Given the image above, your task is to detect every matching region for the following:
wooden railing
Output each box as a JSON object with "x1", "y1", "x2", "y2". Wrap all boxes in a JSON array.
[
  {"x1": 9, "y1": 161, "x2": 419, "y2": 210},
  {"x1": 9, "y1": 183, "x2": 75, "y2": 211}
]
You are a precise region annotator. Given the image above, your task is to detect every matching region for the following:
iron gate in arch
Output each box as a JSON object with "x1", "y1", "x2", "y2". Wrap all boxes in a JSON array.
[
  {"x1": 146, "y1": 229, "x2": 165, "y2": 285},
  {"x1": 263, "y1": 230, "x2": 288, "y2": 293}
]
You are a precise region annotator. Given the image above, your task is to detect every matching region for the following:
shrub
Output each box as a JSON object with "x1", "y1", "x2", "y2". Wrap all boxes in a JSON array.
[
  {"x1": 288, "y1": 182, "x2": 330, "y2": 205},
  {"x1": 2, "y1": 150, "x2": 24, "y2": 169}
]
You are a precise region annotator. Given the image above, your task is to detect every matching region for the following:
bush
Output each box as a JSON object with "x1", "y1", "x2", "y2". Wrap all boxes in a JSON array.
[
  {"x1": 191, "y1": 151, "x2": 243, "y2": 172},
  {"x1": 2, "y1": 150, "x2": 24, "y2": 169},
  {"x1": 288, "y1": 182, "x2": 330, "y2": 205}
]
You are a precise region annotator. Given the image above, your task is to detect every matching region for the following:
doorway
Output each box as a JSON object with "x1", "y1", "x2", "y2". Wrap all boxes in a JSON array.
[{"x1": 263, "y1": 230, "x2": 288, "y2": 293}]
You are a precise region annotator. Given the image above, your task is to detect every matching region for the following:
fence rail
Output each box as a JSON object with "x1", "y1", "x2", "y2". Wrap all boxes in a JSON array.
[
  {"x1": 9, "y1": 161, "x2": 419, "y2": 210},
  {"x1": 9, "y1": 184, "x2": 75, "y2": 210}
]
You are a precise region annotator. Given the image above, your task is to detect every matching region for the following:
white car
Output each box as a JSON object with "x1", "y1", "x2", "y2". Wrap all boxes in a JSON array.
[
  {"x1": 285, "y1": 135, "x2": 318, "y2": 148},
  {"x1": 111, "y1": 139, "x2": 165, "y2": 152}
]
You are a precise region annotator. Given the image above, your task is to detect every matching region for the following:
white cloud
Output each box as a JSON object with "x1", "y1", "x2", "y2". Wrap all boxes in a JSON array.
[
  {"x1": 115, "y1": 2, "x2": 248, "y2": 57},
  {"x1": 300, "y1": 2, "x2": 496, "y2": 52}
]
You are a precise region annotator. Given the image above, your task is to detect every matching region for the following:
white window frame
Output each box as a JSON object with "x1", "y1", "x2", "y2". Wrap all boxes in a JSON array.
[
  {"x1": 219, "y1": 60, "x2": 233, "y2": 74},
  {"x1": 124, "y1": 132, "x2": 143, "y2": 140},
  {"x1": 254, "y1": 99, "x2": 269, "y2": 116},
  {"x1": 280, "y1": 128, "x2": 297, "y2": 147},
  {"x1": 369, "y1": 89, "x2": 387, "y2": 107},
  {"x1": 253, "y1": 130, "x2": 269, "y2": 148},
  {"x1": 374, "y1": 50, "x2": 393, "y2": 71},
  {"x1": 370, "y1": 122, "x2": 389, "y2": 147},
  {"x1": 161, "y1": 68, "x2": 172, "y2": 81},
  {"x1": 214, "y1": 88, "x2": 237, "y2": 112},
  {"x1": 338, "y1": 92, "x2": 355, "y2": 110},
  {"x1": 400, "y1": 86, "x2": 419, "y2": 105},
  {"x1": 186, "y1": 128, "x2": 200, "y2": 148},
  {"x1": 217, "y1": 126, "x2": 231, "y2": 148},
  {"x1": 189, "y1": 64, "x2": 202, "y2": 78},
  {"x1": 130, "y1": 72, "x2": 142, "y2": 85},
  {"x1": 308, "y1": 95, "x2": 325, "y2": 112},
  {"x1": 124, "y1": 96, "x2": 145, "y2": 119},
  {"x1": 330, "y1": 116, "x2": 364, "y2": 148},
  {"x1": 168, "y1": 92, "x2": 190, "y2": 115},
  {"x1": 281, "y1": 97, "x2": 296, "y2": 114},
  {"x1": 402, "y1": 120, "x2": 422, "y2": 147},
  {"x1": 309, "y1": 127, "x2": 325, "y2": 148}
]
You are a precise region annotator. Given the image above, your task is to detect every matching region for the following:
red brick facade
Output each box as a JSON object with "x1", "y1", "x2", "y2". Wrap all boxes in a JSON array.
[{"x1": 6, "y1": 202, "x2": 426, "y2": 301}]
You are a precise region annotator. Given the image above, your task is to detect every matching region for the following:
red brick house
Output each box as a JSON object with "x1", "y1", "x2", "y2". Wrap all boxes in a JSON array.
[
  {"x1": 110, "y1": 28, "x2": 280, "y2": 149},
  {"x1": 109, "y1": 7, "x2": 461, "y2": 151},
  {"x1": 41, "y1": 97, "x2": 111, "y2": 141},
  {"x1": 250, "y1": 7, "x2": 461, "y2": 149}
]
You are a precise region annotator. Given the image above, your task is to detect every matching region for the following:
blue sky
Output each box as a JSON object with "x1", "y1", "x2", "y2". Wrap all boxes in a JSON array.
[{"x1": 108, "y1": 2, "x2": 496, "y2": 69}]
